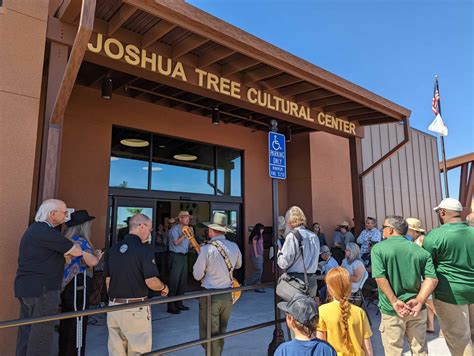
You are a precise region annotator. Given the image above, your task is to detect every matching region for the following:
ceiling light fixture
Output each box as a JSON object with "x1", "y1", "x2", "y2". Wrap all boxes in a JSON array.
[
  {"x1": 102, "y1": 75, "x2": 113, "y2": 100},
  {"x1": 120, "y1": 139, "x2": 150, "y2": 147},
  {"x1": 173, "y1": 154, "x2": 198, "y2": 161},
  {"x1": 212, "y1": 104, "x2": 220, "y2": 125}
]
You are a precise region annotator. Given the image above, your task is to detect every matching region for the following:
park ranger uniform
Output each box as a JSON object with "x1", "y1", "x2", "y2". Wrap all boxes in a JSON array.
[{"x1": 193, "y1": 213, "x2": 242, "y2": 356}]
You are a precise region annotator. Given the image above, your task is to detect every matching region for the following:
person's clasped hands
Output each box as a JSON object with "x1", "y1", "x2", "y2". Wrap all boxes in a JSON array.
[{"x1": 391, "y1": 298, "x2": 423, "y2": 318}]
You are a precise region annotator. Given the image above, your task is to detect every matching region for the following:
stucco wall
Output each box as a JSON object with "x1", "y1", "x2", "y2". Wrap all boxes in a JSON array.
[{"x1": 0, "y1": 0, "x2": 49, "y2": 353}]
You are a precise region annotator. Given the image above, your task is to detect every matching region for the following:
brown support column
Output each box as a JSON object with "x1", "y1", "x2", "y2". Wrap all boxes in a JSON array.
[
  {"x1": 349, "y1": 136, "x2": 365, "y2": 236},
  {"x1": 39, "y1": 42, "x2": 68, "y2": 201},
  {"x1": 464, "y1": 163, "x2": 474, "y2": 208},
  {"x1": 459, "y1": 163, "x2": 468, "y2": 207}
]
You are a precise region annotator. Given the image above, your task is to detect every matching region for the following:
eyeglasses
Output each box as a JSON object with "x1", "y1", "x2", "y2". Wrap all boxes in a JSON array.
[{"x1": 382, "y1": 225, "x2": 394, "y2": 230}]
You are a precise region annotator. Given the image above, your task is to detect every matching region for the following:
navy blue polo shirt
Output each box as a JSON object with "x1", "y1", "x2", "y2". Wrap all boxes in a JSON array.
[{"x1": 15, "y1": 222, "x2": 74, "y2": 298}]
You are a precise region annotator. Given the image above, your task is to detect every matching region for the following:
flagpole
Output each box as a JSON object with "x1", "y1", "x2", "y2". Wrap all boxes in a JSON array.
[{"x1": 436, "y1": 75, "x2": 450, "y2": 198}]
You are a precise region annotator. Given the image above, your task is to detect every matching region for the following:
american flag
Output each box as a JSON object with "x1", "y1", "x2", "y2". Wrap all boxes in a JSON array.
[{"x1": 432, "y1": 82, "x2": 440, "y2": 115}]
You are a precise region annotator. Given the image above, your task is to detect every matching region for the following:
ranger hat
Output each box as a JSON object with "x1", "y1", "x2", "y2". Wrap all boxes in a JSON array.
[
  {"x1": 202, "y1": 212, "x2": 234, "y2": 233},
  {"x1": 406, "y1": 218, "x2": 425, "y2": 232}
]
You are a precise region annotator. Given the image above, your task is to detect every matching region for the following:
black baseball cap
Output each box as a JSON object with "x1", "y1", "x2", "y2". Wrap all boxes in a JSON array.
[{"x1": 277, "y1": 294, "x2": 318, "y2": 324}]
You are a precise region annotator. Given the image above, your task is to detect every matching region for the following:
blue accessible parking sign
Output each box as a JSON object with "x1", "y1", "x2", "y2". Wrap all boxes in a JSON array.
[{"x1": 268, "y1": 132, "x2": 286, "y2": 179}]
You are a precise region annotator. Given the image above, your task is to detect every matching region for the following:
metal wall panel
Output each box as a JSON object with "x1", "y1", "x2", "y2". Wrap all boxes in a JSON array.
[{"x1": 362, "y1": 124, "x2": 442, "y2": 232}]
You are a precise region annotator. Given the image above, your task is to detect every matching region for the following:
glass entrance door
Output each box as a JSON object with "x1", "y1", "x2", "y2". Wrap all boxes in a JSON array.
[
  {"x1": 210, "y1": 202, "x2": 243, "y2": 282},
  {"x1": 110, "y1": 197, "x2": 155, "y2": 246}
]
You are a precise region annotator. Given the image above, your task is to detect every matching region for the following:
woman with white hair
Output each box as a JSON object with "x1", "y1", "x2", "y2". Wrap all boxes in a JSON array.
[
  {"x1": 277, "y1": 206, "x2": 320, "y2": 298},
  {"x1": 341, "y1": 242, "x2": 367, "y2": 295},
  {"x1": 59, "y1": 210, "x2": 103, "y2": 356}
]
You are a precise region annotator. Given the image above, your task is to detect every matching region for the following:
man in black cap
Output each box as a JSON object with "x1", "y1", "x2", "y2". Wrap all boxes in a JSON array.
[
  {"x1": 105, "y1": 213, "x2": 168, "y2": 355},
  {"x1": 275, "y1": 294, "x2": 336, "y2": 355}
]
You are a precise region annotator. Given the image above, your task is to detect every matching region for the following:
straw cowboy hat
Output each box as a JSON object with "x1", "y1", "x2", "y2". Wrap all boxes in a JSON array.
[
  {"x1": 338, "y1": 221, "x2": 350, "y2": 228},
  {"x1": 406, "y1": 218, "x2": 425, "y2": 233},
  {"x1": 202, "y1": 212, "x2": 234, "y2": 233},
  {"x1": 177, "y1": 211, "x2": 190, "y2": 218}
]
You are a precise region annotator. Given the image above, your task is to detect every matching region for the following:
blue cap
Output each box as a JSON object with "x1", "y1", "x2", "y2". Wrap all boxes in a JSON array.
[{"x1": 277, "y1": 294, "x2": 318, "y2": 324}]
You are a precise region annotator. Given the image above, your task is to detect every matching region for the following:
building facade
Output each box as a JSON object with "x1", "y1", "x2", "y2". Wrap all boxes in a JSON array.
[{"x1": 0, "y1": 1, "x2": 444, "y2": 353}]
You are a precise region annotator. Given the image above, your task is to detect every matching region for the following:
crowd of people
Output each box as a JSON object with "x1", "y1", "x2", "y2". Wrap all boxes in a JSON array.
[{"x1": 12, "y1": 197, "x2": 474, "y2": 355}]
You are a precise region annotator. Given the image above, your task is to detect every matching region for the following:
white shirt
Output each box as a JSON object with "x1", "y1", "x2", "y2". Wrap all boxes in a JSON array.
[{"x1": 193, "y1": 236, "x2": 242, "y2": 289}]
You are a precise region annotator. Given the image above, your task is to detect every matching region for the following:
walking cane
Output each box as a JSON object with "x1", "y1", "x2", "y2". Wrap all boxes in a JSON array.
[{"x1": 74, "y1": 271, "x2": 87, "y2": 356}]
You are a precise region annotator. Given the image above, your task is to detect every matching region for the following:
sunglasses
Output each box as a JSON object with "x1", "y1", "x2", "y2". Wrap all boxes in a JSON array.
[{"x1": 382, "y1": 225, "x2": 394, "y2": 230}]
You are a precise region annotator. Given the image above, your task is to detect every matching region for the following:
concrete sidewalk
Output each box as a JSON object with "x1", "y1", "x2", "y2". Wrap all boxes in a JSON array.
[{"x1": 85, "y1": 288, "x2": 450, "y2": 355}]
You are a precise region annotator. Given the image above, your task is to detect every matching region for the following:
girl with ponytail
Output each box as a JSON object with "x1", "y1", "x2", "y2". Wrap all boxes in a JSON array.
[{"x1": 317, "y1": 267, "x2": 373, "y2": 356}]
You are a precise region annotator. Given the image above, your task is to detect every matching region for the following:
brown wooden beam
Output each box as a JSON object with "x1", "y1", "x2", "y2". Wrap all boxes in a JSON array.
[
  {"x1": 278, "y1": 82, "x2": 316, "y2": 97},
  {"x1": 309, "y1": 96, "x2": 349, "y2": 109},
  {"x1": 349, "y1": 112, "x2": 388, "y2": 121},
  {"x1": 108, "y1": 4, "x2": 137, "y2": 36},
  {"x1": 350, "y1": 136, "x2": 365, "y2": 236},
  {"x1": 324, "y1": 102, "x2": 363, "y2": 113},
  {"x1": 142, "y1": 20, "x2": 177, "y2": 48},
  {"x1": 336, "y1": 107, "x2": 376, "y2": 117},
  {"x1": 259, "y1": 74, "x2": 301, "y2": 90},
  {"x1": 221, "y1": 57, "x2": 259, "y2": 77},
  {"x1": 198, "y1": 46, "x2": 235, "y2": 67},
  {"x1": 464, "y1": 164, "x2": 474, "y2": 208},
  {"x1": 294, "y1": 88, "x2": 333, "y2": 103},
  {"x1": 243, "y1": 66, "x2": 282, "y2": 84},
  {"x1": 459, "y1": 163, "x2": 469, "y2": 206},
  {"x1": 49, "y1": 0, "x2": 96, "y2": 125},
  {"x1": 40, "y1": 43, "x2": 69, "y2": 201},
  {"x1": 125, "y1": 0, "x2": 410, "y2": 121},
  {"x1": 57, "y1": 0, "x2": 82, "y2": 22},
  {"x1": 172, "y1": 34, "x2": 209, "y2": 58}
]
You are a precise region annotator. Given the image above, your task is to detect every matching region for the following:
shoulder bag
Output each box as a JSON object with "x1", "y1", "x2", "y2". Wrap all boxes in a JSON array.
[
  {"x1": 210, "y1": 241, "x2": 241, "y2": 304},
  {"x1": 276, "y1": 229, "x2": 310, "y2": 301}
]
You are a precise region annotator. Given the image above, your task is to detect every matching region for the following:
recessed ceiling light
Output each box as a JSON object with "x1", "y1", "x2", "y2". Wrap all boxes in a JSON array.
[
  {"x1": 173, "y1": 154, "x2": 198, "y2": 161},
  {"x1": 142, "y1": 166, "x2": 163, "y2": 171},
  {"x1": 159, "y1": 145, "x2": 166, "y2": 148},
  {"x1": 120, "y1": 138, "x2": 149, "y2": 147},
  {"x1": 110, "y1": 157, "x2": 119, "y2": 161}
]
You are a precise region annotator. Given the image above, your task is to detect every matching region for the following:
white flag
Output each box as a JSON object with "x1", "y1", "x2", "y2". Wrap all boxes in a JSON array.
[{"x1": 428, "y1": 113, "x2": 448, "y2": 136}]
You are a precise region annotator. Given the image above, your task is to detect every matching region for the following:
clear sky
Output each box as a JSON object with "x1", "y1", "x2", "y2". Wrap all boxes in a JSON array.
[{"x1": 188, "y1": 0, "x2": 474, "y2": 198}]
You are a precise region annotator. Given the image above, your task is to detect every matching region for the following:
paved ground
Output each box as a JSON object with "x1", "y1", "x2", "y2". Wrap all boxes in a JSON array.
[{"x1": 86, "y1": 288, "x2": 450, "y2": 355}]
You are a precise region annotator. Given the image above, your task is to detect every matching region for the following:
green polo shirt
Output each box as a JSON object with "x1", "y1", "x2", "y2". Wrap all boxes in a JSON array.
[
  {"x1": 371, "y1": 236, "x2": 437, "y2": 316},
  {"x1": 422, "y1": 222, "x2": 474, "y2": 304}
]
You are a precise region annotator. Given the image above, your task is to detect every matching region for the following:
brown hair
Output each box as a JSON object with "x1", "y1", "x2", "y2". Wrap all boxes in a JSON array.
[
  {"x1": 286, "y1": 313, "x2": 318, "y2": 338},
  {"x1": 325, "y1": 267, "x2": 354, "y2": 354}
]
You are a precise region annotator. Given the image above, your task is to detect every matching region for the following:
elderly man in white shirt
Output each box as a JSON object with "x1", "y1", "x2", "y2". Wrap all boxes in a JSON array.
[
  {"x1": 356, "y1": 217, "x2": 381, "y2": 258},
  {"x1": 193, "y1": 212, "x2": 242, "y2": 356}
]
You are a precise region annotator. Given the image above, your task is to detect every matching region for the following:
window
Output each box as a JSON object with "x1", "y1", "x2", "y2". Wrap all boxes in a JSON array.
[
  {"x1": 109, "y1": 127, "x2": 242, "y2": 197},
  {"x1": 217, "y1": 147, "x2": 242, "y2": 197},
  {"x1": 151, "y1": 135, "x2": 215, "y2": 194},
  {"x1": 109, "y1": 128, "x2": 150, "y2": 189}
]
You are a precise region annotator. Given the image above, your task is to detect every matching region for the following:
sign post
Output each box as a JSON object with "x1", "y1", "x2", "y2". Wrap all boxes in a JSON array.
[{"x1": 268, "y1": 120, "x2": 286, "y2": 355}]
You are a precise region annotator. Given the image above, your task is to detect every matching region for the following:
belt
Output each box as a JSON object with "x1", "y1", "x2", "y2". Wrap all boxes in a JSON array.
[
  {"x1": 169, "y1": 251, "x2": 187, "y2": 255},
  {"x1": 109, "y1": 297, "x2": 147, "y2": 304}
]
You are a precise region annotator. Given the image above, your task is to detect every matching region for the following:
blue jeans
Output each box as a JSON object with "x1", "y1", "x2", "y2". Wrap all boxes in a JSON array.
[
  {"x1": 16, "y1": 289, "x2": 61, "y2": 356},
  {"x1": 245, "y1": 255, "x2": 264, "y2": 286}
]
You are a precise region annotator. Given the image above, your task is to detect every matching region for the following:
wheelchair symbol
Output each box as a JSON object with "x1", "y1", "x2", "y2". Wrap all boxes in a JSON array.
[{"x1": 271, "y1": 136, "x2": 282, "y2": 151}]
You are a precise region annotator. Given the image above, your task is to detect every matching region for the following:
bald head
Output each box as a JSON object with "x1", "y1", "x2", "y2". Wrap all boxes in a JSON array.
[
  {"x1": 467, "y1": 213, "x2": 474, "y2": 227},
  {"x1": 129, "y1": 213, "x2": 152, "y2": 242}
]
